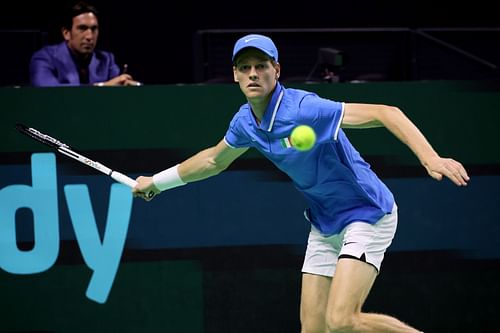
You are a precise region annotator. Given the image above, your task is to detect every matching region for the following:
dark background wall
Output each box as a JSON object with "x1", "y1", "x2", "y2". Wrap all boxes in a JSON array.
[{"x1": 1, "y1": 0, "x2": 500, "y2": 85}]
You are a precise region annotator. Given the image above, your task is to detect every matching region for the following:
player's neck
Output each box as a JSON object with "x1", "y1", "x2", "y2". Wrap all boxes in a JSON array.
[
  {"x1": 250, "y1": 109, "x2": 261, "y2": 125},
  {"x1": 248, "y1": 95, "x2": 271, "y2": 122},
  {"x1": 250, "y1": 107, "x2": 264, "y2": 123}
]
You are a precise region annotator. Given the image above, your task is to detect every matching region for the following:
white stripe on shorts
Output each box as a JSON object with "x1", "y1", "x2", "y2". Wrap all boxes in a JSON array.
[{"x1": 302, "y1": 204, "x2": 398, "y2": 277}]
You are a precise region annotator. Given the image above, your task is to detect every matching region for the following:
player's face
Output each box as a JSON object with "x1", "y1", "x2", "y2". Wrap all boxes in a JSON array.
[
  {"x1": 63, "y1": 12, "x2": 99, "y2": 57},
  {"x1": 233, "y1": 49, "x2": 280, "y2": 103}
]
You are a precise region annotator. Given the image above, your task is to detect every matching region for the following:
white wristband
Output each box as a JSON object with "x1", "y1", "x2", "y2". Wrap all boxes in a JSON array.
[{"x1": 152, "y1": 164, "x2": 186, "y2": 191}]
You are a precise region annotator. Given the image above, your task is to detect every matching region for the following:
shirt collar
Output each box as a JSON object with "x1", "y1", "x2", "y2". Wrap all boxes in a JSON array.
[{"x1": 258, "y1": 82, "x2": 284, "y2": 132}]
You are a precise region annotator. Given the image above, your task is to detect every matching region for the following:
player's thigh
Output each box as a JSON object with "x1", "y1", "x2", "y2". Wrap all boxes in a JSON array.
[
  {"x1": 300, "y1": 273, "x2": 331, "y2": 331},
  {"x1": 327, "y1": 258, "x2": 378, "y2": 318},
  {"x1": 326, "y1": 206, "x2": 398, "y2": 316}
]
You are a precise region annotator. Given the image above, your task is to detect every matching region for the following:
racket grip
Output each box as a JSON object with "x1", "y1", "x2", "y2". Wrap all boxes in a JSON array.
[{"x1": 110, "y1": 171, "x2": 138, "y2": 188}]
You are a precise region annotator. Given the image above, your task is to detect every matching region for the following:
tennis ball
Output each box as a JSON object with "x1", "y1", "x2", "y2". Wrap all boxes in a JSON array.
[{"x1": 290, "y1": 125, "x2": 316, "y2": 151}]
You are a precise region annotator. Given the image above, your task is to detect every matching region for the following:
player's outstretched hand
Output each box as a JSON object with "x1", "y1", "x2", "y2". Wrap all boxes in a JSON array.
[
  {"x1": 133, "y1": 176, "x2": 160, "y2": 201},
  {"x1": 423, "y1": 156, "x2": 470, "y2": 186}
]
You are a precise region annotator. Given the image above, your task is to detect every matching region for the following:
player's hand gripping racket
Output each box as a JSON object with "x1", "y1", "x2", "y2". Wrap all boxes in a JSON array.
[{"x1": 15, "y1": 124, "x2": 155, "y2": 199}]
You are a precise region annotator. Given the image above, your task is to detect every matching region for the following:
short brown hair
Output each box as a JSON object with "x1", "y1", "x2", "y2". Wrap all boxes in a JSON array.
[{"x1": 62, "y1": 1, "x2": 99, "y2": 30}]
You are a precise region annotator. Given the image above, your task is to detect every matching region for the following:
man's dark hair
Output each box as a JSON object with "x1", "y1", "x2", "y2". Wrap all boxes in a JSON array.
[{"x1": 62, "y1": 1, "x2": 99, "y2": 30}]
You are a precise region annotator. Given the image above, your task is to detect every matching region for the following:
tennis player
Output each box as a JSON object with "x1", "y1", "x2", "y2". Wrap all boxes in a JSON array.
[{"x1": 133, "y1": 34, "x2": 469, "y2": 332}]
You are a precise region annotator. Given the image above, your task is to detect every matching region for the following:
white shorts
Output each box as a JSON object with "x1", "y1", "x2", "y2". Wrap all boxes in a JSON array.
[{"x1": 302, "y1": 204, "x2": 398, "y2": 277}]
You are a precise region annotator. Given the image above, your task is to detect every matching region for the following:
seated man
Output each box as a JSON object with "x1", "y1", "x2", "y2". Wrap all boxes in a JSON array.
[{"x1": 30, "y1": 1, "x2": 140, "y2": 87}]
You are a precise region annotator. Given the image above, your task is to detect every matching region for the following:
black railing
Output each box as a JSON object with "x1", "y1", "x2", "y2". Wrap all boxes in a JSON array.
[
  {"x1": 1, "y1": 28, "x2": 498, "y2": 86},
  {"x1": 194, "y1": 28, "x2": 500, "y2": 83}
]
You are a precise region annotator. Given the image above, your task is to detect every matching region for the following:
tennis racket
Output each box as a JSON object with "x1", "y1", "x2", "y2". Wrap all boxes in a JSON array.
[{"x1": 15, "y1": 123, "x2": 154, "y2": 198}]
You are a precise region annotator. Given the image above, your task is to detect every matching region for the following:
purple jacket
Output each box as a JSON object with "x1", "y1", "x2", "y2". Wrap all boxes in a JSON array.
[{"x1": 29, "y1": 42, "x2": 120, "y2": 87}]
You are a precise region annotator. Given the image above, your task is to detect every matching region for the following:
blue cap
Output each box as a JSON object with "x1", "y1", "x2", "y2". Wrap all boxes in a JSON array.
[{"x1": 232, "y1": 34, "x2": 278, "y2": 62}]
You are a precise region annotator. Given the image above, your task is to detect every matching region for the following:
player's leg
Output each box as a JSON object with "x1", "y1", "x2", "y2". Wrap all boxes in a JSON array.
[
  {"x1": 300, "y1": 221, "x2": 344, "y2": 333},
  {"x1": 325, "y1": 257, "x2": 421, "y2": 332},
  {"x1": 300, "y1": 273, "x2": 331, "y2": 333},
  {"x1": 324, "y1": 206, "x2": 423, "y2": 332}
]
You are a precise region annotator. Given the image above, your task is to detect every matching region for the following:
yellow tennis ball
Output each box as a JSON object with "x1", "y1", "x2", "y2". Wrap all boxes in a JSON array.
[{"x1": 290, "y1": 125, "x2": 316, "y2": 151}]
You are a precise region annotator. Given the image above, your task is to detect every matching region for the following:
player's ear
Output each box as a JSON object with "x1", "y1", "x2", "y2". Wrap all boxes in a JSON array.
[
  {"x1": 275, "y1": 62, "x2": 281, "y2": 80},
  {"x1": 233, "y1": 66, "x2": 239, "y2": 82}
]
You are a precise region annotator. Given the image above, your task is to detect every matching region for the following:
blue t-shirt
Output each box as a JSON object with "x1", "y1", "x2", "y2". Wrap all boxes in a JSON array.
[{"x1": 224, "y1": 83, "x2": 395, "y2": 236}]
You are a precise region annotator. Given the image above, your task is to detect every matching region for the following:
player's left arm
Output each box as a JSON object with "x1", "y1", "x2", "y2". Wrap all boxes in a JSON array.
[{"x1": 342, "y1": 103, "x2": 470, "y2": 186}]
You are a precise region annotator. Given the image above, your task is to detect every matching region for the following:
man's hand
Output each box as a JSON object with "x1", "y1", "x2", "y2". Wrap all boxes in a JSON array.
[
  {"x1": 132, "y1": 176, "x2": 160, "y2": 201},
  {"x1": 96, "y1": 74, "x2": 142, "y2": 86},
  {"x1": 423, "y1": 156, "x2": 470, "y2": 186}
]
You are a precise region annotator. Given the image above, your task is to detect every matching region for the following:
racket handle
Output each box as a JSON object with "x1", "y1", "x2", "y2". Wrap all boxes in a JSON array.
[
  {"x1": 110, "y1": 171, "x2": 138, "y2": 188},
  {"x1": 111, "y1": 171, "x2": 155, "y2": 199}
]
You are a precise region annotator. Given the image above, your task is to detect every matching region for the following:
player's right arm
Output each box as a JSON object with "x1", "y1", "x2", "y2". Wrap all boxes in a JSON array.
[
  {"x1": 179, "y1": 139, "x2": 248, "y2": 182},
  {"x1": 133, "y1": 140, "x2": 248, "y2": 200}
]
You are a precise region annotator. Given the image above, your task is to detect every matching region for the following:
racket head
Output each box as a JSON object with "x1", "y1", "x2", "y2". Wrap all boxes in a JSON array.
[{"x1": 15, "y1": 123, "x2": 71, "y2": 150}]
